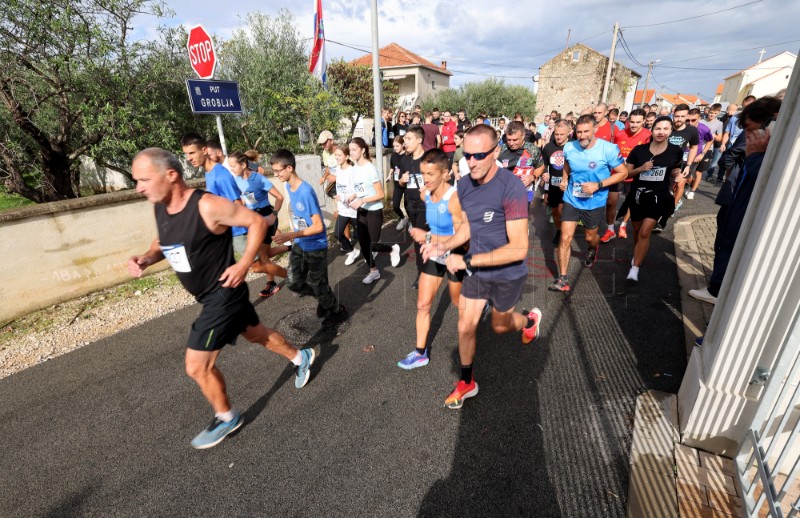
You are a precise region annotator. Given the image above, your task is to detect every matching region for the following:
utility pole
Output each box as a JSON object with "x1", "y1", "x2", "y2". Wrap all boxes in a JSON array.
[
  {"x1": 565, "y1": 28, "x2": 571, "y2": 50},
  {"x1": 640, "y1": 60, "x2": 660, "y2": 108},
  {"x1": 601, "y1": 22, "x2": 620, "y2": 104},
  {"x1": 370, "y1": 0, "x2": 384, "y2": 179}
]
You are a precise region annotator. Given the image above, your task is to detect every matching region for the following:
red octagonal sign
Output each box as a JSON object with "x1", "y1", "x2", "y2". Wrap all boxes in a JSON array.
[{"x1": 187, "y1": 25, "x2": 216, "y2": 79}]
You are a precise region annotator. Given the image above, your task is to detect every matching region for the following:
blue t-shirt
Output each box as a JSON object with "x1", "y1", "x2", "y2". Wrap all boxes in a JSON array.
[
  {"x1": 726, "y1": 115, "x2": 742, "y2": 144},
  {"x1": 206, "y1": 164, "x2": 245, "y2": 236},
  {"x1": 614, "y1": 120, "x2": 625, "y2": 131},
  {"x1": 457, "y1": 168, "x2": 528, "y2": 281},
  {"x1": 234, "y1": 172, "x2": 274, "y2": 210},
  {"x1": 287, "y1": 181, "x2": 327, "y2": 251},
  {"x1": 563, "y1": 139, "x2": 624, "y2": 210},
  {"x1": 352, "y1": 162, "x2": 384, "y2": 211}
]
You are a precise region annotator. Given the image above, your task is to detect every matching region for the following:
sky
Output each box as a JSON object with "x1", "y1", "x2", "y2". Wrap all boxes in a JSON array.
[{"x1": 136, "y1": 0, "x2": 799, "y2": 103}]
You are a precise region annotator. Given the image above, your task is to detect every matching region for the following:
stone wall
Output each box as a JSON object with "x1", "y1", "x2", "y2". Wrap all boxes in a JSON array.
[{"x1": 537, "y1": 44, "x2": 639, "y2": 117}]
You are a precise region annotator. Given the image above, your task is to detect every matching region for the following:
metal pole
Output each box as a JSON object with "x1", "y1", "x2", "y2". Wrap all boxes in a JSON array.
[
  {"x1": 601, "y1": 22, "x2": 620, "y2": 104},
  {"x1": 370, "y1": 0, "x2": 383, "y2": 179},
  {"x1": 640, "y1": 62, "x2": 652, "y2": 109},
  {"x1": 215, "y1": 116, "x2": 227, "y2": 156}
]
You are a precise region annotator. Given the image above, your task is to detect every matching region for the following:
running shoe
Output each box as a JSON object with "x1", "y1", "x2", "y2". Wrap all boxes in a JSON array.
[
  {"x1": 362, "y1": 270, "x2": 381, "y2": 284},
  {"x1": 390, "y1": 244, "x2": 401, "y2": 267},
  {"x1": 600, "y1": 228, "x2": 616, "y2": 243},
  {"x1": 397, "y1": 349, "x2": 430, "y2": 370},
  {"x1": 396, "y1": 217, "x2": 408, "y2": 231},
  {"x1": 444, "y1": 378, "x2": 479, "y2": 409},
  {"x1": 688, "y1": 288, "x2": 717, "y2": 305},
  {"x1": 521, "y1": 308, "x2": 543, "y2": 344},
  {"x1": 675, "y1": 199, "x2": 684, "y2": 212},
  {"x1": 685, "y1": 191, "x2": 695, "y2": 200},
  {"x1": 344, "y1": 248, "x2": 361, "y2": 266},
  {"x1": 548, "y1": 276, "x2": 570, "y2": 292},
  {"x1": 295, "y1": 348, "x2": 316, "y2": 388},
  {"x1": 653, "y1": 224, "x2": 664, "y2": 234},
  {"x1": 694, "y1": 336, "x2": 704, "y2": 347},
  {"x1": 259, "y1": 281, "x2": 280, "y2": 298},
  {"x1": 316, "y1": 303, "x2": 328, "y2": 319},
  {"x1": 321, "y1": 306, "x2": 349, "y2": 327},
  {"x1": 618, "y1": 225, "x2": 628, "y2": 239},
  {"x1": 584, "y1": 246, "x2": 598, "y2": 268},
  {"x1": 627, "y1": 267, "x2": 639, "y2": 282},
  {"x1": 551, "y1": 230, "x2": 561, "y2": 245},
  {"x1": 190, "y1": 411, "x2": 243, "y2": 449}
]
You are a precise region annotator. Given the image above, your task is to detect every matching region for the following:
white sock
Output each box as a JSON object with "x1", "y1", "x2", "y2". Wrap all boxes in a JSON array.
[
  {"x1": 628, "y1": 266, "x2": 639, "y2": 281},
  {"x1": 216, "y1": 409, "x2": 237, "y2": 422},
  {"x1": 291, "y1": 351, "x2": 302, "y2": 366}
]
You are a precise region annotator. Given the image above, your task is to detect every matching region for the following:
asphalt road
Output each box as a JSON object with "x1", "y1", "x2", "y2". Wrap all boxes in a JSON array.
[{"x1": 0, "y1": 181, "x2": 720, "y2": 517}]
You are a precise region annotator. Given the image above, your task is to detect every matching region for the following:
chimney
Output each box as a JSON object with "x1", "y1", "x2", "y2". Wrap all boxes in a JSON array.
[{"x1": 441, "y1": 60, "x2": 447, "y2": 70}]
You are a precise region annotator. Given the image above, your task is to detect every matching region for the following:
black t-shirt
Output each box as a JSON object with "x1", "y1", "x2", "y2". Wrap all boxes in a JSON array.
[
  {"x1": 669, "y1": 125, "x2": 699, "y2": 165},
  {"x1": 542, "y1": 141, "x2": 566, "y2": 178},
  {"x1": 390, "y1": 152, "x2": 405, "y2": 181},
  {"x1": 627, "y1": 143, "x2": 684, "y2": 192},
  {"x1": 392, "y1": 123, "x2": 408, "y2": 137},
  {"x1": 456, "y1": 119, "x2": 469, "y2": 131},
  {"x1": 400, "y1": 154, "x2": 426, "y2": 210}
]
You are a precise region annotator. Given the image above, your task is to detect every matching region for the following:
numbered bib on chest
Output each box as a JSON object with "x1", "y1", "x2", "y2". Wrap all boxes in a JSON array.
[
  {"x1": 354, "y1": 182, "x2": 368, "y2": 198},
  {"x1": 336, "y1": 183, "x2": 351, "y2": 197},
  {"x1": 640, "y1": 166, "x2": 666, "y2": 182},
  {"x1": 393, "y1": 166, "x2": 400, "y2": 182},
  {"x1": 292, "y1": 215, "x2": 309, "y2": 230},
  {"x1": 160, "y1": 244, "x2": 192, "y2": 273},
  {"x1": 241, "y1": 192, "x2": 257, "y2": 206},
  {"x1": 550, "y1": 175, "x2": 562, "y2": 186},
  {"x1": 411, "y1": 174, "x2": 425, "y2": 189},
  {"x1": 572, "y1": 182, "x2": 593, "y2": 198}
]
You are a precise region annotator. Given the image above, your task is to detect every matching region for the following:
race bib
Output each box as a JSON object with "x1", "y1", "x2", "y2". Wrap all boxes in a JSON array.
[
  {"x1": 572, "y1": 182, "x2": 593, "y2": 199},
  {"x1": 640, "y1": 167, "x2": 666, "y2": 182},
  {"x1": 336, "y1": 182, "x2": 350, "y2": 197},
  {"x1": 393, "y1": 166, "x2": 400, "y2": 182},
  {"x1": 292, "y1": 215, "x2": 308, "y2": 231},
  {"x1": 354, "y1": 183, "x2": 367, "y2": 198},
  {"x1": 160, "y1": 244, "x2": 192, "y2": 273},
  {"x1": 410, "y1": 174, "x2": 425, "y2": 189},
  {"x1": 241, "y1": 191, "x2": 257, "y2": 206},
  {"x1": 683, "y1": 150, "x2": 689, "y2": 162},
  {"x1": 550, "y1": 175, "x2": 562, "y2": 186}
]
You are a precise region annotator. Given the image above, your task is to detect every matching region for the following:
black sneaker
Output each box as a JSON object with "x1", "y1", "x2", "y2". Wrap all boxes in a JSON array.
[
  {"x1": 584, "y1": 246, "x2": 598, "y2": 268},
  {"x1": 548, "y1": 276, "x2": 570, "y2": 292},
  {"x1": 259, "y1": 281, "x2": 280, "y2": 298},
  {"x1": 551, "y1": 231, "x2": 561, "y2": 245},
  {"x1": 316, "y1": 303, "x2": 328, "y2": 319},
  {"x1": 321, "y1": 306, "x2": 349, "y2": 327}
]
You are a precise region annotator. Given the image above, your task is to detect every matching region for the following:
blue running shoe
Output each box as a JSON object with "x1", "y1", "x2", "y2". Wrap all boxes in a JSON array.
[
  {"x1": 295, "y1": 348, "x2": 316, "y2": 388},
  {"x1": 397, "y1": 349, "x2": 430, "y2": 370},
  {"x1": 190, "y1": 411, "x2": 243, "y2": 449}
]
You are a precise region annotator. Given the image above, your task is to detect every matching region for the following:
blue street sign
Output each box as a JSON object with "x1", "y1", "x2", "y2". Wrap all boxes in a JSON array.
[{"x1": 185, "y1": 79, "x2": 242, "y2": 114}]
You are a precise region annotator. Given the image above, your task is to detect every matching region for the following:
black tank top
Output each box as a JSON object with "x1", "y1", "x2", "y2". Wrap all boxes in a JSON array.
[{"x1": 154, "y1": 190, "x2": 234, "y2": 299}]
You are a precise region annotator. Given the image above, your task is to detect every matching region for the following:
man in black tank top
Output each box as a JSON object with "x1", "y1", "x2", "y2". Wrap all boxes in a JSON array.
[{"x1": 128, "y1": 148, "x2": 317, "y2": 450}]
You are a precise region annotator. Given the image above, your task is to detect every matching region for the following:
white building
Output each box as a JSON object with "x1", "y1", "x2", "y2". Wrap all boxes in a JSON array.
[
  {"x1": 350, "y1": 42, "x2": 452, "y2": 112},
  {"x1": 719, "y1": 51, "x2": 795, "y2": 104}
]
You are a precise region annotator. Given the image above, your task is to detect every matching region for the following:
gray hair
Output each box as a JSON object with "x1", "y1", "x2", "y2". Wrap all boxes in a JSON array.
[{"x1": 134, "y1": 147, "x2": 184, "y2": 177}]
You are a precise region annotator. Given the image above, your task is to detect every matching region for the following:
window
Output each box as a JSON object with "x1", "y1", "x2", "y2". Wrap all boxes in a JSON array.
[
  {"x1": 432, "y1": 80, "x2": 436, "y2": 89},
  {"x1": 572, "y1": 51, "x2": 580, "y2": 62}
]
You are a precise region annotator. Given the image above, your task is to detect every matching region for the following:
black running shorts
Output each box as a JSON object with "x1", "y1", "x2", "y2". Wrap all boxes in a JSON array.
[
  {"x1": 561, "y1": 203, "x2": 605, "y2": 230},
  {"x1": 628, "y1": 188, "x2": 674, "y2": 223},
  {"x1": 187, "y1": 284, "x2": 260, "y2": 351},
  {"x1": 461, "y1": 274, "x2": 526, "y2": 312}
]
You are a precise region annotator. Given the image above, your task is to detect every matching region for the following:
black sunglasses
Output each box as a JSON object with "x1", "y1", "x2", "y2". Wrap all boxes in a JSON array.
[{"x1": 463, "y1": 145, "x2": 497, "y2": 161}]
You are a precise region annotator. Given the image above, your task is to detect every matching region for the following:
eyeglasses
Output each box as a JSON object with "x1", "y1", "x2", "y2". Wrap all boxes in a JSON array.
[
  {"x1": 272, "y1": 167, "x2": 287, "y2": 174},
  {"x1": 463, "y1": 145, "x2": 497, "y2": 161},
  {"x1": 688, "y1": 118, "x2": 698, "y2": 122}
]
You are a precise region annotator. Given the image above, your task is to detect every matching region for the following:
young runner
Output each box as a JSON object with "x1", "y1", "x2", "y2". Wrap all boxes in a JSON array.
[
  {"x1": 389, "y1": 136, "x2": 408, "y2": 231},
  {"x1": 398, "y1": 149, "x2": 466, "y2": 370}
]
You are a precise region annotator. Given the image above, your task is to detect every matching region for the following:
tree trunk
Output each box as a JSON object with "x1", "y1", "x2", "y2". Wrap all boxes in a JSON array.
[{"x1": 39, "y1": 150, "x2": 77, "y2": 200}]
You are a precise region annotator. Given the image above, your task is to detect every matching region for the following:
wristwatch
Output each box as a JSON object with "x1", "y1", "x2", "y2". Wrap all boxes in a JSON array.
[{"x1": 464, "y1": 254, "x2": 473, "y2": 270}]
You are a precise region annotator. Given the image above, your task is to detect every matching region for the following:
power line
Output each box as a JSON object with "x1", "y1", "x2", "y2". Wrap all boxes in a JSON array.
[
  {"x1": 623, "y1": 0, "x2": 763, "y2": 29},
  {"x1": 657, "y1": 38, "x2": 800, "y2": 65}
]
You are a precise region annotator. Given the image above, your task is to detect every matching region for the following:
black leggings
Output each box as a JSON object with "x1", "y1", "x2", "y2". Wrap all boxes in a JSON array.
[
  {"x1": 356, "y1": 208, "x2": 392, "y2": 268},
  {"x1": 392, "y1": 181, "x2": 406, "y2": 219},
  {"x1": 335, "y1": 215, "x2": 358, "y2": 252}
]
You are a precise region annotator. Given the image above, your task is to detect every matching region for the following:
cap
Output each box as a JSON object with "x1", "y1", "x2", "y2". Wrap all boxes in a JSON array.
[{"x1": 317, "y1": 130, "x2": 334, "y2": 144}]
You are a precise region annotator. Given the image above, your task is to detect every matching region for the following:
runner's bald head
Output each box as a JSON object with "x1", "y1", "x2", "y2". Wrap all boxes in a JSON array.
[{"x1": 134, "y1": 148, "x2": 184, "y2": 178}]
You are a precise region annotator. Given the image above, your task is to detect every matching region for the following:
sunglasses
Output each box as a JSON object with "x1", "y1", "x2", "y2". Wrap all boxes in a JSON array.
[{"x1": 463, "y1": 145, "x2": 497, "y2": 161}]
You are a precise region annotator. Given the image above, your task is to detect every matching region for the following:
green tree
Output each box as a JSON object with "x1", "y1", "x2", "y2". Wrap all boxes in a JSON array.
[
  {"x1": 422, "y1": 78, "x2": 537, "y2": 120},
  {"x1": 327, "y1": 60, "x2": 398, "y2": 140},
  {"x1": 0, "y1": 0, "x2": 201, "y2": 202},
  {"x1": 218, "y1": 10, "x2": 343, "y2": 155}
]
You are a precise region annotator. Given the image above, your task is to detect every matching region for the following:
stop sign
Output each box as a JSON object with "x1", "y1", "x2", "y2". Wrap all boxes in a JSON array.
[{"x1": 187, "y1": 25, "x2": 216, "y2": 79}]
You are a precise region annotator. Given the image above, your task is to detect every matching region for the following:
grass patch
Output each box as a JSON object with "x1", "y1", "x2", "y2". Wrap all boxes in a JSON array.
[{"x1": 0, "y1": 192, "x2": 34, "y2": 211}]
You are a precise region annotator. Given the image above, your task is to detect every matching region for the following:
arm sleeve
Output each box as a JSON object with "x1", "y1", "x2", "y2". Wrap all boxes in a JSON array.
[
  {"x1": 531, "y1": 145, "x2": 544, "y2": 168},
  {"x1": 305, "y1": 188, "x2": 323, "y2": 217},
  {"x1": 503, "y1": 177, "x2": 530, "y2": 221},
  {"x1": 215, "y1": 171, "x2": 242, "y2": 202},
  {"x1": 607, "y1": 143, "x2": 624, "y2": 168}
]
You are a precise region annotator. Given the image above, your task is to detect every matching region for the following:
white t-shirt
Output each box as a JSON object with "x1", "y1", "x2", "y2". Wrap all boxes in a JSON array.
[
  {"x1": 457, "y1": 158, "x2": 504, "y2": 182},
  {"x1": 351, "y1": 162, "x2": 384, "y2": 211},
  {"x1": 334, "y1": 165, "x2": 357, "y2": 218}
]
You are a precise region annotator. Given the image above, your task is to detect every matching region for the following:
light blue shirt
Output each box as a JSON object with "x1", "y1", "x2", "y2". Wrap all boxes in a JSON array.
[
  {"x1": 563, "y1": 139, "x2": 624, "y2": 210},
  {"x1": 352, "y1": 162, "x2": 383, "y2": 211}
]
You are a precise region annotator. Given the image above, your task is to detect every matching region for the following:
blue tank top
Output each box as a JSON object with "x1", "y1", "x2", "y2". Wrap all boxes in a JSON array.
[{"x1": 425, "y1": 186, "x2": 457, "y2": 236}]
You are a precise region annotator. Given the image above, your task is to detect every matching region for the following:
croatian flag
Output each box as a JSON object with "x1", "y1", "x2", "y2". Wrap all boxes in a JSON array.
[{"x1": 309, "y1": 0, "x2": 327, "y2": 86}]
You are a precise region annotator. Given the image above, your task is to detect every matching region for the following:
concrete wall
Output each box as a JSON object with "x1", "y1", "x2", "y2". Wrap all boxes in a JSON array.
[
  {"x1": 537, "y1": 43, "x2": 639, "y2": 117},
  {"x1": 0, "y1": 154, "x2": 393, "y2": 324}
]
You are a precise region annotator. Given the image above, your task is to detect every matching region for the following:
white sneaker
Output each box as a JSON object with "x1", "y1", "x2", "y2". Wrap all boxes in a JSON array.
[
  {"x1": 344, "y1": 248, "x2": 361, "y2": 266},
  {"x1": 362, "y1": 269, "x2": 381, "y2": 284},
  {"x1": 686, "y1": 191, "x2": 695, "y2": 200},
  {"x1": 372, "y1": 251, "x2": 378, "y2": 259},
  {"x1": 689, "y1": 288, "x2": 717, "y2": 304},
  {"x1": 390, "y1": 244, "x2": 401, "y2": 267},
  {"x1": 627, "y1": 267, "x2": 639, "y2": 282},
  {"x1": 395, "y1": 217, "x2": 408, "y2": 231}
]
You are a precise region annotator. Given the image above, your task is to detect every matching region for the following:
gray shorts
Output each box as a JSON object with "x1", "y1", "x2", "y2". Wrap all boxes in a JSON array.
[
  {"x1": 561, "y1": 203, "x2": 605, "y2": 230},
  {"x1": 461, "y1": 274, "x2": 526, "y2": 312}
]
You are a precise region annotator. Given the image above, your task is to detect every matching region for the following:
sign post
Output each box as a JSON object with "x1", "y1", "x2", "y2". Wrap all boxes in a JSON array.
[{"x1": 186, "y1": 25, "x2": 230, "y2": 155}]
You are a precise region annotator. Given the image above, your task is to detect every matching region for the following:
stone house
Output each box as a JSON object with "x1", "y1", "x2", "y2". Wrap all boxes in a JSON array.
[{"x1": 536, "y1": 43, "x2": 641, "y2": 118}]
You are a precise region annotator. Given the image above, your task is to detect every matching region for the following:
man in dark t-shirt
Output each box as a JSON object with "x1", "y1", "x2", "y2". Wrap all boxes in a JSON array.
[
  {"x1": 128, "y1": 148, "x2": 315, "y2": 450},
  {"x1": 498, "y1": 120, "x2": 545, "y2": 205},
  {"x1": 398, "y1": 126, "x2": 429, "y2": 277},
  {"x1": 421, "y1": 113, "x2": 441, "y2": 151},
  {"x1": 422, "y1": 124, "x2": 543, "y2": 411},
  {"x1": 541, "y1": 121, "x2": 572, "y2": 245},
  {"x1": 668, "y1": 104, "x2": 699, "y2": 210}
]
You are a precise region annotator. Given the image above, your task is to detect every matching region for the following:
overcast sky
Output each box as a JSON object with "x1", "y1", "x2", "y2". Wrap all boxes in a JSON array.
[{"x1": 141, "y1": 0, "x2": 799, "y2": 102}]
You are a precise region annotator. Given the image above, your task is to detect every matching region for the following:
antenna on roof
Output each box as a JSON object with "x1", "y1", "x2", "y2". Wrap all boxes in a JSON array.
[{"x1": 758, "y1": 48, "x2": 766, "y2": 63}]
